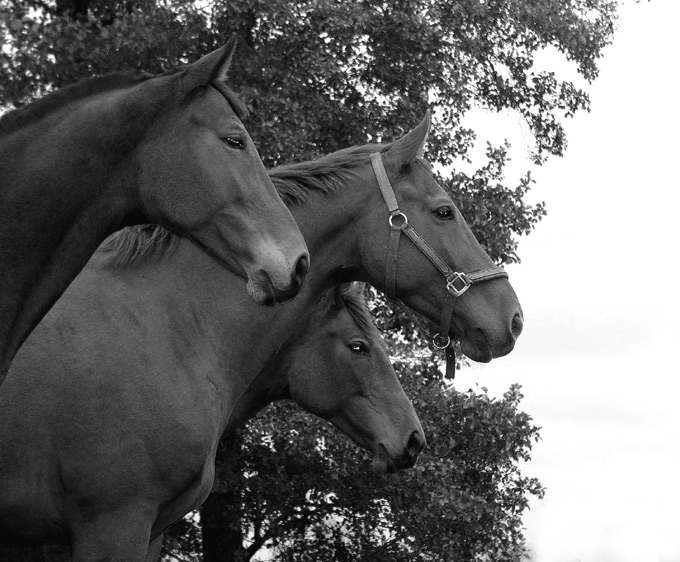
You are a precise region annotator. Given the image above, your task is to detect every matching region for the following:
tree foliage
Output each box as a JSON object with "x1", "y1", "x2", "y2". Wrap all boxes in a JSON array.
[
  {"x1": 1, "y1": 0, "x2": 616, "y2": 165},
  {"x1": 1, "y1": 0, "x2": 619, "y2": 560},
  {"x1": 179, "y1": 380, "x2": 543, "y2": 562}
]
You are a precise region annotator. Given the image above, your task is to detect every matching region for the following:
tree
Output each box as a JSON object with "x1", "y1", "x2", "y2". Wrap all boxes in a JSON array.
[{"x1": 1, "y1": 0, "x2": 619, "y2": 559}]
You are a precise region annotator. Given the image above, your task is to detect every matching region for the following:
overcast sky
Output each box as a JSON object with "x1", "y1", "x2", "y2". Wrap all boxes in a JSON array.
[{"x1": 458, "y1": 1, "x2": 680, "y2": 561}]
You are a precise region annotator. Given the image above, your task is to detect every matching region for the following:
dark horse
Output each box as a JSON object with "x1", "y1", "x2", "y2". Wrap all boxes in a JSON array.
[
  {"x1": 0, "y1": 112, "x2": 521, "y2": 560},
  {"x1": 0, "y1": 280, "x2": 423, "y2": 560},
  {"x1": 0, "y1": 36, "x2": 308, "y2": 381}
]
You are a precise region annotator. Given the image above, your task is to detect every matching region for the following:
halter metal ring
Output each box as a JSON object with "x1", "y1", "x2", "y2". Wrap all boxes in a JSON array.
[
  {"x1": 433, "y1": 333, "x2": 451, "y2": 349},
  {"x1": 389, "y1": 211, "x2": 408, "y2": 229}
]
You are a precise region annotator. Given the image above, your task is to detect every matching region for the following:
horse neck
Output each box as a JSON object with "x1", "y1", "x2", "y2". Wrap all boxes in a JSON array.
[
  {"x1": 221, "y1": 347, "x2": 296, "y2": 432},
  {"x1": 169, "y1": 179, "x2": 375, "y2": 435},
  {"x1": 0, "y1": 201, "x2": 132, "y2": 378},
  {"x1": 0, "y1": 89, "x2": 145, "y2": 378},
  {"x1": 291, "y1": 156, "x2": 391, "y2": 283}
]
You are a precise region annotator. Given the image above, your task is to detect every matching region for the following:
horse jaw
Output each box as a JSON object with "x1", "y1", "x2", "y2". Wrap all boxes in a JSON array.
[{"x1": 459, "y1": 334, "x2": 494, "y2": 363}]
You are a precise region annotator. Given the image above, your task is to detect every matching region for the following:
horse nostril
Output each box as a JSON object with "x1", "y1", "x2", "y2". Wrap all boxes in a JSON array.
[
  {"x1": 407, "y1": 429, "x2": 425, "y2": 458},
  {"x1": 293, "y1": 253, "x2": 309, "y2": 288},
  {"x1": 511, "y1": 312, "x2": 523, "y2": 338}
]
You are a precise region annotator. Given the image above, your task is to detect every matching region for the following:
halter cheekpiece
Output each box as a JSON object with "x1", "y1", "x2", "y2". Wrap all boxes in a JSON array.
[{"x1": 370, "y1": 152, "x2": 508, "y2": 378}]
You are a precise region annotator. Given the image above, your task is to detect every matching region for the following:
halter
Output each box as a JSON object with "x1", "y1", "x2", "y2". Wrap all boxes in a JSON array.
[{"x1": 370, "y1": 152, "x2": 508, "y2": 378}]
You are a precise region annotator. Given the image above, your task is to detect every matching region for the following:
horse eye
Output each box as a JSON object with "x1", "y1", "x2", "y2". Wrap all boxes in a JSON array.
[
  {"x1": 434, "y1": 206, "x2": 453, "y2": 220},
  {"x1": 348, "y1": 342, "x2": 368, "y2": 354},
  {"x1": 223, "y1": 136, "x2": 245, "y2": 150}
]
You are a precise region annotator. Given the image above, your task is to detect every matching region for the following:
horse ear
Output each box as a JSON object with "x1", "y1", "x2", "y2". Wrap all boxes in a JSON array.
[
  {"x1": 331, "y1": 283, "x2": 352, "y2": 309},
  {"x1": 181, "y1": 35, "x2": 238, "y2": 92},
  {"x1": 383, "y1": 109, "x2": 431, "y2": 169}
]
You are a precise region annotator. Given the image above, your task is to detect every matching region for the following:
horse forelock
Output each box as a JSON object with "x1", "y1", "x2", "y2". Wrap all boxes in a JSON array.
[
  {"x1": 315, "y1": 284, "x2": 376, "y2": 339},
  {"x1": 210, "y1": 81, "x2": 248, "y2": 120},
  {"x1": 342, "y1": 290, "x2": 378, "y2": 339}
]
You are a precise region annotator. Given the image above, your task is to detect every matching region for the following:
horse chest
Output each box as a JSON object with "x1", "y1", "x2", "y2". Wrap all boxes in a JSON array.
[{"x1": 152, "y1": 454, "x2": 216, "y2": 535}]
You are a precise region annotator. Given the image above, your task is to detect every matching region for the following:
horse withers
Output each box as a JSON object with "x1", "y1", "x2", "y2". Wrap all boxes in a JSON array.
[
  {"x1": 0, "y1": 282, "x2": 423, "y2": 560},
  {"x1": 0, "y1": 35, "x2": 308, "y2": 380}
]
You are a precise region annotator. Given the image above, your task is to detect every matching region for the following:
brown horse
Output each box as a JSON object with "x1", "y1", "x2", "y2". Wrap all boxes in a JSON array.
[
  {"x1": 0, "y1": 282, "x2": 423, "y2": 560},
  {"x1": 0, "y1": 36, "x2": 308, "y2": 380},
  {"x1": 0, "y1": 112, "x2": 521, "y2": 560}
]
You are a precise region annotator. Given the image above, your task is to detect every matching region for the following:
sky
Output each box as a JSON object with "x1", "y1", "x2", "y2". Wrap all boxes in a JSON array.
[{"x1": 458, "y1": 1, "x2": 680, "y2": 561}]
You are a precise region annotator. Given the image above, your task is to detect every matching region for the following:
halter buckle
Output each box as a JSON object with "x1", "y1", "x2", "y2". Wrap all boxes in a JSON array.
[
  {"x1": 388, "y1": 211, "x2": 408, "y2": 229},
  {"x1": 446, "y1": 272, "x2": 470, "y2": 297},
  {"x1": 433, "y1": 333, "x2": 451, "y2": 349}
]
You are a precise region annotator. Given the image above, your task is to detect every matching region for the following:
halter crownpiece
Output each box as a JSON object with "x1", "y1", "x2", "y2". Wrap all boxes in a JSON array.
[{"x1": 370, "y1": 152, "x2": 508, "y2": 378}]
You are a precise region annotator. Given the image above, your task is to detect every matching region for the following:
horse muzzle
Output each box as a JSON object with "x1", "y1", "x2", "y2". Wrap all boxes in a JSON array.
[
  {"x1": 245, "y1": 252, "x2": 309, "y2": 305},
  {"x1": 372, "y1": 429, "x2": 426, "y2": 474}
]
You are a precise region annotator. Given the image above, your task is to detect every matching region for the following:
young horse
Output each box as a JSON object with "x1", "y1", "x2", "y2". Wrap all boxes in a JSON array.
[
  {"x1": 232, "y1": 282, "x2": 425, "y2": 475},
  {"x1": 0, "y1": 112, "x2": 521, "y2": 561},
  {"x1": 0, "y1": 283, "x2": 424, "y2": 561},
  {"x1": 0, "y1": 36, "x2": 308, "y2": 381}
]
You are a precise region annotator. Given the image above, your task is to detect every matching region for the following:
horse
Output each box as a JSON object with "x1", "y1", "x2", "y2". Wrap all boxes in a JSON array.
[
  {"x1": 0, "y1": 35, "x2": 308, "y2": 381},
  {"x1": 0, "y1": 111, "x2": 522, "y2": 561},
  {"x1": 0, "y1": 282, "x2": 424, "y2": 561}
]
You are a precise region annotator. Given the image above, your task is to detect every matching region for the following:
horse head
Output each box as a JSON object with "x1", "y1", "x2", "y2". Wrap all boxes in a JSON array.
[
  {"x1": 357, "y1": 113, "x2": 523, "y2": 362},
  {"x1": 134, "y1": 36, "x2": 309, "y2": 304},
  {"x1": 284, "y1": 283, "x2": 425, "y2": 473}
]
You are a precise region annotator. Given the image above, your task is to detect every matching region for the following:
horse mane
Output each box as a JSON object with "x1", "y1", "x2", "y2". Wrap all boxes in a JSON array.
[
  {"x1": 97, "y1": 142, "x2": 392, "y2": 268},
  {"x1": 0, "y1": 73, "x2": 153, "y2": 135},
  {"x1": 98, "y1": 225, "x2": 181, "y2": 268},
  {"x1": 98, "y1": 231, "x2": 377, "y2": 337},
  {"x1": 270, "y1": 143, "x2": 389, "y2": 205},
  {"x1": 0, "y1": 65, "x2": 247, "y2": 135}
]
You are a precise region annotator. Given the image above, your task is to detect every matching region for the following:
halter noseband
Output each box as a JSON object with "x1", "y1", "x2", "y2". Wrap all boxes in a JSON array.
[{"x1": 370, "y1": 152, "x2": 508, "y2": 377}]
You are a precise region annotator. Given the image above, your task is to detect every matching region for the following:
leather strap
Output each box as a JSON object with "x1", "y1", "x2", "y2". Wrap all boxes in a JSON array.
[
  {"x1": 401, "y1": 224, "x2": 454, "y2": 278},
  {"x1": 445, "y1": 346, "x2": 457, "y2": 379},
  {"x1": 435, "y1": 292, "x2": 457, "y2": 349},
  {"x1": 372, "y1": 153, "x2": 402, "y2": 298},
  {"x1": 390, "y1": 296, "x2": 460, "y2": 380},
  {"x1": 467, "y1": 268, "x2": 509, "y2": 284},
  {"x1": 370, "y1": 153, "x2": 399, "y2": 212}
]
